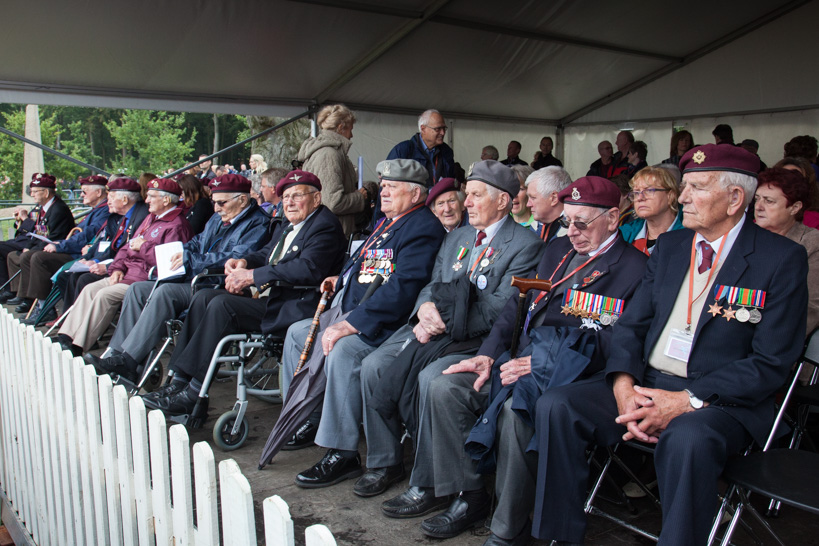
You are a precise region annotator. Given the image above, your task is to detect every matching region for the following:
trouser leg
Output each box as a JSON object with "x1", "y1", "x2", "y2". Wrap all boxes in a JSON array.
[
  {"x1": 59, "y1": 279, "x2": 128, "y2": 352},
  {"x1": 280, "y1": 318, "x2": 312, "y2": 401},
  {"x1": 409, "y1": 353, "x2": 486, "y2": 496},
  {"x1": 63, "y1": 272, "x2": 104, "y2": 308},
  {"x1": 116, "y1": 282, "x2": 192, "y2": 363},
  {"x1": 15, "y1": 249, "x2": 36, "y2": 297},
  {"x1": 491, "y1": 397, "x2": 538, "y2": 539},
  {"x1": 109, "y1": 281, "x2": 154, "y2": 352},
  {"x1": 7, "y1": 251, "x2": 24, "y2": 292},
  {"x1": 314, "y1": 334, "x2": 377, "y2": 452},
  {"x1": 26, "y1": 251, "x2": 73, "y2": 300},
  {"x1": 171, "y1": 291, "x2": 265, "y2": 383},
  {"x1": 360, "y1": 324, "x2": 414, "y2": 468}
]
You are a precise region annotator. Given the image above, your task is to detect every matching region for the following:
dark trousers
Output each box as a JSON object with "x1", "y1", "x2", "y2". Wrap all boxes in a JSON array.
[
  {"x1": 0, "y1": 241, "x2": 27, "y2": 285},
  {"x1": 168, "y1": 289, "x2": 266, "y2": 382},
  {"x1": 20, "y1": 251, "x2": 74, "y2": 300},
  {"x1": 58, "y1": 272, "x2": 106, "y2": 309},
  {"x1": 532, "y1": 371, "x2": 751, "y2": 546}
]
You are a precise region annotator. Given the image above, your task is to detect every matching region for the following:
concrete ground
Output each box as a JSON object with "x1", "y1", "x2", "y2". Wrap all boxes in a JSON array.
[{"x1": 8, "y1": 300, "x2": 819, "y2": 545}]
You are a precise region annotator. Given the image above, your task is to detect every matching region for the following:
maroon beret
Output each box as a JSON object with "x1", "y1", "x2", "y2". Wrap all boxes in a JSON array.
[
  {"x1": 107, "y1": 177, "x2": 141, "y2": 192},
  {"x1": 30, "y1": 173, "x2": 56, "y2": 189},
  {"x1": 425, "y1": 177, "x2": 461, "y2": 207},
  {"x1": 209, "y1": 173, "x2": 251, "y2": 193},
  {"x1": 276, "y1": 169, "x2": 322, "y2": 197},
  {"x1": 558, "y1": 176, "x2": 620, "y2": 209},
  {"x1": 147, "y1": 177, "x2": 182, "y2": 196},
  {"x1": 680, "y1": 144, "x2": 760, "y2": 177},
  {"x1": 79, "y1": 175, "x2": 108, "y2": 187}
]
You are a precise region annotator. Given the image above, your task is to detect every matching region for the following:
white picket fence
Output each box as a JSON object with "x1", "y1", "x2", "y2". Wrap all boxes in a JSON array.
[{"x1": 0, "y1": 307, "x2": 337, "y2": 546}]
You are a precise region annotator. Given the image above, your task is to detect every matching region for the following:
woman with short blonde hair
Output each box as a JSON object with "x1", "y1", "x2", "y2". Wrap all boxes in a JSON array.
[{"x1": 619, "y1": 166, "x2": 684, "y2": 255}]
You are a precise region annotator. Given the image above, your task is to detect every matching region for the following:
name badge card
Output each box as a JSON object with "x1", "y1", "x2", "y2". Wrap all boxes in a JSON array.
[{"x1": 664, "y1": 328, "x2": 693, "y2": 363}]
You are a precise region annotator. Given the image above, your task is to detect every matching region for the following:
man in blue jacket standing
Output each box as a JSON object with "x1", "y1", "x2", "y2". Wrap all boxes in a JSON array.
[{"x1": 86, "y1": 173, "x2": 270, "y2": 382}]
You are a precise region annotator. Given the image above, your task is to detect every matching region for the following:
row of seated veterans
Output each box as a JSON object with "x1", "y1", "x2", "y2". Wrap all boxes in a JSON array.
[{"x1": 2, "y1": 145, "x2": 817, "y2": 546}]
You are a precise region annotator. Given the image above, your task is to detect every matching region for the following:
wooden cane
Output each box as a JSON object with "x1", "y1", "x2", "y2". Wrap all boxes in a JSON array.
[
  {"x1": 294, "y1": 279, "x2": 335, "y2": 375},
  {"x1": 509, "y1": 276, "x2": 552, "y2": 358}
]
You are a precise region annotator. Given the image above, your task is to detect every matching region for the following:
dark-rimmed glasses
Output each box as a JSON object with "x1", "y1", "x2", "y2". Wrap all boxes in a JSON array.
[{"x1": 558, "y1": 210, "x2": 608, "y2": 231}]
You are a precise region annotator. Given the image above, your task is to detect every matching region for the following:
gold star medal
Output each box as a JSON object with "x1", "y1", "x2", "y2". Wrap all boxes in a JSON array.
[
  {"x1": 708, "y1": 302, "x2": 723, "y2": 317},
  {"x1": 722, "y1": 306, "x2": 736, "y2": 322},
  {"x1": 561, "y1": 305, "x2": 572, "y2": 316}
]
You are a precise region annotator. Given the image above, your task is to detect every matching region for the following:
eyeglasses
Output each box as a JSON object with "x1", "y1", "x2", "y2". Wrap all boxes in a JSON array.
[
  {"x1": 558, "y1": 210, "x2": 608, "y2": 231},
  {"x1": 628, "y1": 188, "x2": 670, "y2": 201},
  {"x1": 282, "y1": 190, "x2": 317, "y2": 203},
  {"x1": 212, "y1": 195, "x2": 241, "y2": 207},
  {"x1": 424, "y1": 125, "x2": 448, "y2": 134}
]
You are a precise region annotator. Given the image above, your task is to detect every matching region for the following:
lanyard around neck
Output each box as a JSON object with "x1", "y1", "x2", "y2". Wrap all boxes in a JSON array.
[{"x1": 686, "y1": 235, "x2": 727, "y2": 330}]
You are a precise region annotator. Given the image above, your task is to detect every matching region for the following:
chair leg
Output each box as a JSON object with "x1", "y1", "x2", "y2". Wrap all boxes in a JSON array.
[{"x1": 734, "y1": 489, "x2": 786, "y2": 546}]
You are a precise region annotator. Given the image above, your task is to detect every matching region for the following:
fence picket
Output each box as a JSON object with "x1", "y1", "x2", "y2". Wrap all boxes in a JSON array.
[
  {"x1": 61, "y1": 351, "x2": 85, "y2": 546},
  {"x1": 263, "y1": 495, "x2": 295, "y2": 546},
  {"x1": 219, "y1": 459, "x2": 256, "y2": 545},
  {"x1": 113, "y1": 385, "x2": 138, "y2": 546},
  {"x1": 99, "y1": 374, "x2": 124, "y2": 546},
  {"x1": 192, "y1": 442, "x2": 218, "y2": 546},
  {"x1": 84, "y1": 365, "x2": 110, "y2": 541},
  {"x1": 169, "y1": 425, "x2": 194, "y2": 545},
  {"x1": 20, "y1": 326, "x2": 41, "y2": 542},
  {"x1": 129, "y1": 397, "x2": 155, "y2": 546},
  {"x1": 42, "y1": 341, "x2": 66, "y2": 545},
  {"x1": 30, "y1": 333, "x2": 52, "y2": 545},
  {"x1": 305, "y1": 525, "x2": 337, "y2": 546},
  {"x1": 73, "y1": 358, "x2": 96, "y2": 543},
  {"x1": 148, "y1": 410, "x2": 173, "y2": 544}
]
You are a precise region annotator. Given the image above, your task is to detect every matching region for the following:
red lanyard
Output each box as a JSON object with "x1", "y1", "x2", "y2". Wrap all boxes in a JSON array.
[
  {"x1": 686, "y1": 236, "x2": 727, "y2": 330},
  {"x1": 352, "y1": 204, "x2": 424, "y2": 262},
  {"x1": 530, "y1": 236, "x2": 618, "y2": 309}
]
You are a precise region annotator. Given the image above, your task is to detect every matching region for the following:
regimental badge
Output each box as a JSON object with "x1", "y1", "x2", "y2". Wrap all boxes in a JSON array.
[
  {"x1": 35, "y1": 173, "x2": 42, "y2": 181},
  {"x1": 692, "y1": 150, "x2": 706, "y2": 164},
  {"x1": 466, "y1": 162, "x2": 475, "y2": 178},
  {"x1": 582, "y1": 271, "x2": 601, "y2": 285},
  {"x1": 211, "y1": 180, "x2": 221, "y2": 186},
  {"x1": 152, "y1": 180, "x2": 159, "y2": 188},
  {"x1": 291, "y1": 173, "x2": 302, "y2": 181},
  {"x1": 571, "y1": 187, "x2": 581, "y2": 201},
  {"x1": 383, "y1": 163, "x2": 391, "y2": 175},
  {"x1": 150, "y1": 227, "x2": 161, "y2": 238}
]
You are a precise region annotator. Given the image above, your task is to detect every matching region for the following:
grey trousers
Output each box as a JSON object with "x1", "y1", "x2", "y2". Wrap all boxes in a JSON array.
[
  {"x1": 408, "y1": 354, "x2": 489, "y2": 497},
  {"x1": 282, "y1": 317, "x2": 377, "y2": 452},
  {"x1": 109, "y1": 281, "x2": 192, "y2": 363},
  {"x1": 360, "y1": 324, "x2": 415, "y2": 468},
  {"x1": 491, "y1": 397, "x2": 537, "y2": 540}
]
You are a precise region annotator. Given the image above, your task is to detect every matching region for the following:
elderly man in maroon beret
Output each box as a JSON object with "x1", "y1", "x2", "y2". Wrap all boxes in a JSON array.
[
  {"x1": 55, "y1": 178, "x2": 193, "y2": 355},
  {"x1": 0, "y1": 173, "x2": 75, "y2": 303},
  {"x1": 427, "y1": 177, "x2": 467, "y2": 232},
  {"x1": 529, "y1": 144, "x2": 808, "y2": 546}
]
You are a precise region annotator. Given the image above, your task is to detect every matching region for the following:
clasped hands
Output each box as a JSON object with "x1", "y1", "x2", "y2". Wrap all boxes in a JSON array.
[
  {"x1": 442, "y1": 354, "x2": 532, "y2": 392},
  {"x1": 413, "y1": 302, "x2": 446, "y2": 344},
  {"x1": 612, "y1": 373, "x2": 696, "y2": 443}
]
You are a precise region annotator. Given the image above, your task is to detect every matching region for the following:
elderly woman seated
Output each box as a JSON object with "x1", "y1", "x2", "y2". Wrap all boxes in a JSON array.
[
  {"x1": 619, "y1": 166, "x2": 684, "y2": 255},
  {"x1": 754, "y1": 167, "x2": 819, "y2": 335},
  {"x1": 55, "y1": 178, "x2": 193, "y2": 356}
]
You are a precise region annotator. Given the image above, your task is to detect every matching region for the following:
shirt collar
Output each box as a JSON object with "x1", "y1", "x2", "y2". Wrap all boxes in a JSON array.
[
  {"x1": 587, "y1": 232, "x2": 618, "y2": 257},
  {"x1": 41, "y1": 196, "x2": 56, "y2": 213},
  {"x1": 476, "y1": 215, "x2": 507, "y2": 245},
  {"x1": 694, "y1": 213, "x2": 746, "y2": 268}
]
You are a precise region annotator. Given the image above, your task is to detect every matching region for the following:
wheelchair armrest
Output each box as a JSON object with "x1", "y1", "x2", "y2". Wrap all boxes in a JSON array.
[
  {"x1": 269, "y1": 280, "x2": 320, "y2": 292},
  {"x1": 191, "y1": 269, "x2": 227, "y2": 293}
]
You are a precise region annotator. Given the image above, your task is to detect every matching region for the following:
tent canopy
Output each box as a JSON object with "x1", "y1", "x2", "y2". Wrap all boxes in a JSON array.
[{"x1": 1, "y1": 0, "x2": 815, "y2": 124}]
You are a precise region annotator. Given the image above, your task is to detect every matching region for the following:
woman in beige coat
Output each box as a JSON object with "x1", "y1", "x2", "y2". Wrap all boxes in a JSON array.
[{"x1": 298, "y1": 104, "x2": 367, "y2": 237}]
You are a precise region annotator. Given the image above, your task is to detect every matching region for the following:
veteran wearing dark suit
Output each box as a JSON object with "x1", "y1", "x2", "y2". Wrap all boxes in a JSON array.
[
  {"x1": 280, "y1": 158, "x2": 446, "y2": 489},
  {"x1": 0, "y1": 173, "x2": 75, "y2": 299},
  {"x1": 355, "y1": 161, "x2": 545, "y2": 499},
  {"x1": 531, "y1": 145, "x2": 808, "y2": 546},
  {"x1": 384, "y1": 177, "x2": 648, "y2": 542},
  {"x1": 141, "y1": 170, "x2": 346, "y2": 416}
]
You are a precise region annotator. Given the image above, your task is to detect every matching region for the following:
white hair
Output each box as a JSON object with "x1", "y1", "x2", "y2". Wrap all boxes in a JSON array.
[
  {"x1": 510, "y1": 164, "x2": 534, "y2": 184},
  {"x1": 111, "y1": 190, "x2": 141, "y2": 202},
  {"x1": 154, "y1": 190, "x2": 180, "y2": 204},
  {"x1": 406, "y1": 181, "x2": 428, "y2": 197},
  {"x1": 418, "y1": 109, "x2": 440, "y2": 132},
  {"x1": 526, "y1": 166, "x2": 572, "y2": 196},
  {"x1": 717, "y1": 171, "x2": 758, "y2": 208}
]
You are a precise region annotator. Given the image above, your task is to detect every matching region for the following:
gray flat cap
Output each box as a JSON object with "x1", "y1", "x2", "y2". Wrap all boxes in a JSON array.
[
  {"x1": 376, "y1": 159, "x2": 429, "y2": 185},
  {"x1": 466, "y1": 160, "x2": 518, "y2": 197}
]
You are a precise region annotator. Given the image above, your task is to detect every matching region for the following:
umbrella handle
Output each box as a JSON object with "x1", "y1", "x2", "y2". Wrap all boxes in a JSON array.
[
  {"x1": 294, "y1": 280, "x2": 335, "y2": 375},
  {"x1": 509, "y1": 276, "x2": 552, "y2": 358}
]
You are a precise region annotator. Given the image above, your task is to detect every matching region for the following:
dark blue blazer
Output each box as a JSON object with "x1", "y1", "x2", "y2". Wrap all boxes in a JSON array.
[
  {"x1": 244, "y1": 205, "x2": 347, "y2": 336},
  {"x1": 341, "y1": 206, "x2": 446, "y2": 346},
  {"x1": 479, "y1": 234, "x2": 648, "y2": 367},
  {"x1": 605, "y1": 218, "x2": 809, "y2": 444}
]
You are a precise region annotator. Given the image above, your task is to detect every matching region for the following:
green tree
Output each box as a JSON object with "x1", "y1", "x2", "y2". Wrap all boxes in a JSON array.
[{"x1": 105, "y1": 109, "x2": 196, "y2": 176}]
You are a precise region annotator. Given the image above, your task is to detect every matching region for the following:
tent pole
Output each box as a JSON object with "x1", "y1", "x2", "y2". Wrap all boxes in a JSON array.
[
  {"x1": 0, "y1": 125, "x2": 110, "y2": 176},
  {"x1": 165, "y1": 107, "x2": 315, "y2": 178}
]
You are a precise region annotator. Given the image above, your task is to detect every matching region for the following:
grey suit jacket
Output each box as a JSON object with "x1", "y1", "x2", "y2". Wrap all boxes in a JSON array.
[{"x1": 412, "y1": 217, "x2": 545, "y2": 339}]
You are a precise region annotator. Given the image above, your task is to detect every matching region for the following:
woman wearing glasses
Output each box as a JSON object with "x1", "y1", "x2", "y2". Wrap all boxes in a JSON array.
[{"x1": 619, "y1": 166, "x2": 684, "y2": 255}]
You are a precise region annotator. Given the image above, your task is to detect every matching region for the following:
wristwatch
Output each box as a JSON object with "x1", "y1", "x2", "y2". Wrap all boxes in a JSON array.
[{"x1": 685, "y1": 389, "x2": 704, "y2": 409}]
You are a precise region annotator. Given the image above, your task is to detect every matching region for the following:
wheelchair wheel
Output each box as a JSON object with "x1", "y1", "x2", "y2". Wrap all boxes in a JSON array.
[
  {"x1": 212, "y1": 410, "x2": 249, "y2": 451},
  {"x1": 140, "y1": 361, "x2": 165, "y2": 393}
]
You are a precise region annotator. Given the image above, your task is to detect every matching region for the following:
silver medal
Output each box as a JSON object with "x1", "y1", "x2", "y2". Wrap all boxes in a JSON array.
[
  {"x1": 735, "y1": 307, "x2": 750, "y2": 323},
  {"x1": 600, "y1": 313, "x2": 612, "y2": 326},
  {"x1": 748, "y1": 308, "x2": 762, "y2": 324}
]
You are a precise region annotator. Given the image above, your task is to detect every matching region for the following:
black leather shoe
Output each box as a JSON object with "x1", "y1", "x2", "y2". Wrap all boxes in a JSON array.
[
  {"x1": 353, "y1": 463, "x2": 405, "y2": 497},
  {"x1": 282, "y1": 420, "x2": 318, "y2": 451},
  {"x1": 0, "y1": 290, "x2": 14, "y2": 303},
  {"x1": 142, "y1": 386, "x2": 205, "y2": 416},
  {"x1": 142, "y1": 380, "x2": 186, "y2": 401},
  {"x1": 22, "y1": 306, "x2": 56, "y2": 326},
  {"x1": 421, "y1": 493, "x2": 491, "y2": 539},
  {"x1": 6, "y1": 296, "x2": 24, "y2": 306},
  {"x1": 294, "y1": 449, "x2": 362, "y2": 489},
  {"x1": 55, "y1": 334, "x2": 75, "y2": 353},
  {"x1": 87, "y1": 352, "x2": 139, "y2": 383},
  {"x1": 381, "y1": 486, "x2": 453, "y2": 519},
  {"x1": 14, "y1": 299, "x2": 33, "y2": 313}
]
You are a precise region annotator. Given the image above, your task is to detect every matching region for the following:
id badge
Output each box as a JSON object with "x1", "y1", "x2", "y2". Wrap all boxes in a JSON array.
[
  {"x1": 98, "y1": 241, "x2": 111, "y2": 252},
  {"x1": 664, "y1": 328, "x2": 693, "y2": 363}
]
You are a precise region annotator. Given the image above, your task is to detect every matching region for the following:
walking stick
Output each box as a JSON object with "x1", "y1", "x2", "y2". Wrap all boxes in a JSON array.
[
  {"x1": 509, "y1": 276, "x2": 552, "y2": 358},
  {"x1": 294, "y1": 279, "x2": 335, "y2": 375},
  {"x1": 0, "y1": 270, "x2": 21, "y2": 292},
  {"x1": 45, "y1": 304, "x2": 74, "y2": 336}
]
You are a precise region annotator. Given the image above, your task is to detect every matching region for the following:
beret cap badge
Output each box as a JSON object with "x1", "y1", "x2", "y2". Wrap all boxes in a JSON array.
[
  {"x1": 693, "y1": 150, "x2": 706, "y2": 164},
  {"x1": 152, "y1": 180, "x2": 159, "y2": 188},
  {"x1": 291, "y1": 173, "x2": 302, "y2": 181},
  {"x1": 572, "y1": 187, "x2": 581, "y2": 201},
  {"x1": 383, "y1": 163, "x2": 391, "y2": 175}
]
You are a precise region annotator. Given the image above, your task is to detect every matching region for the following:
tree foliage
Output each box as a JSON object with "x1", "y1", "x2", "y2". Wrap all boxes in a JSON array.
[{"x1": 105, "y1": 110, "x2": 196, "y2": 176}]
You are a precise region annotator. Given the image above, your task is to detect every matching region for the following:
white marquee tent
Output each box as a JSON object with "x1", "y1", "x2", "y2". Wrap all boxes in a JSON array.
[{"x1": 1, "y1": 0, "x2": 818, "y2": 179}]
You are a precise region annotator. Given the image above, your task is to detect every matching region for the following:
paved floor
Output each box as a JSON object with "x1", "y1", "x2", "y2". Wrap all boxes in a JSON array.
[{"x1": 9, "y1": 301, "x2": 819, "y2": 545}]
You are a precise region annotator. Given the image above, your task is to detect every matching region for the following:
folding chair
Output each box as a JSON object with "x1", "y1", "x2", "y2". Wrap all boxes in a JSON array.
[{"x1": 710, "y1": 330, "x2": 819, "y2": 545}]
